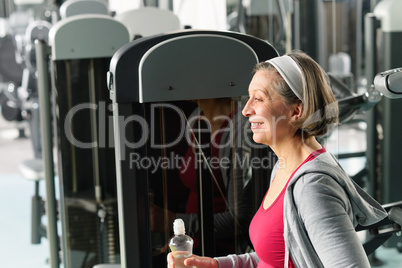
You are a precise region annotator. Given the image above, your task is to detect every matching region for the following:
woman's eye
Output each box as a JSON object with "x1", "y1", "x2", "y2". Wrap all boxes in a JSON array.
[{"x1": 254, "y1": 98, "x2": 262, "y2": 102}]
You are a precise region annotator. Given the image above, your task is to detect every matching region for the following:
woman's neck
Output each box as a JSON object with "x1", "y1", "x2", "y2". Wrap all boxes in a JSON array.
[{"x1": 273, "y1": 135, "x2": 322, "y2": 173}]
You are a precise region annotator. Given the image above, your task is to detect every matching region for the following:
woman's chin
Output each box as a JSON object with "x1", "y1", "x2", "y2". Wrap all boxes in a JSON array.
[{"x1": 252, "y1": 134, "x2": 267, "y2": 145}]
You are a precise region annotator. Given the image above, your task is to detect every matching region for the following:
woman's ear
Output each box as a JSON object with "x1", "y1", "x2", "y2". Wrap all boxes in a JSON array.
[{"x1": 290, "y1": 100, "x2": 303, "y2": 122}]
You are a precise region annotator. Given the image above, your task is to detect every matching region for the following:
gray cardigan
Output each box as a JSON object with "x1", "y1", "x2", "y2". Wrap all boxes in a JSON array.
[{"x1": 215, "y1": 151, "x2": 388, "y2": 268}]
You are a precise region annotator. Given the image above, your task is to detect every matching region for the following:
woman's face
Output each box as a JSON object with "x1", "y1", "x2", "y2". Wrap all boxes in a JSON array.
[{"x1": 242, "y1": 69, "x2": 295, "y2": 147}]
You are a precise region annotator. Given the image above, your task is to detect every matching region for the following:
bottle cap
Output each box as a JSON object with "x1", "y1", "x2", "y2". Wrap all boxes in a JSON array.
[{"x1": 173, "y1": 218, "x2": 185, "y2": 235}]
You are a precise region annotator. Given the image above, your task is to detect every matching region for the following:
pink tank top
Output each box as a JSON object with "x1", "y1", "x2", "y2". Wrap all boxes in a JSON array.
[{"x1": 249, "y1": 148, "x2": 326, "y2": 267}]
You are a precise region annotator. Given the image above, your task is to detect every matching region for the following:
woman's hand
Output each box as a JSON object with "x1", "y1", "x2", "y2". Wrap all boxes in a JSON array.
[{"x1": 167, "y1": 253, "x2": 219, "y2": 268}]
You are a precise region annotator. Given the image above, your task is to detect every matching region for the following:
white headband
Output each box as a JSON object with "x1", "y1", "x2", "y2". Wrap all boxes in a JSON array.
[{"x1": 267, "y1": 55, "x2": 304, "y2": 101}]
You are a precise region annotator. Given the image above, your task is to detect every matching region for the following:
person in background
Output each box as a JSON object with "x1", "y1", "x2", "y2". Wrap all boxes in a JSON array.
[
  {"x1": 151, "y1": 97, "x2": 259, "y2": 256},
  {"x1": 167, "y1": 50, "x2": 387, "y2": 267}
]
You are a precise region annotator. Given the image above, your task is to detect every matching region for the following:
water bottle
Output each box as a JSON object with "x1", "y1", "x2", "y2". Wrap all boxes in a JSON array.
[{"x1": 169, "y1": 218, "x2": 194, "y2": 268}]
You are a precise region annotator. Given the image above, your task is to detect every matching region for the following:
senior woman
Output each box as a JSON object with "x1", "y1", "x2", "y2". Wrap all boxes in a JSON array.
[{"x1": 168, "y1": 51, "x2": 387, "y2": 268}]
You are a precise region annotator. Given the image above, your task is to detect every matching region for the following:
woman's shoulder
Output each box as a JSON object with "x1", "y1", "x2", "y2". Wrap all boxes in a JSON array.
[
  {"x1": 292, "y1": 151, "x2": 347, "y2": 184},
  {"x1": 289, "y1": 151, "x2": 352, "y2": 201}
]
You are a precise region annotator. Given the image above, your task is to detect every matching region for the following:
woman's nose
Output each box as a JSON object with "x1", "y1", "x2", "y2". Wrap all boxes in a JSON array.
[{"x1": 242, "y1": 100, "x2": 253, "y2": 117}]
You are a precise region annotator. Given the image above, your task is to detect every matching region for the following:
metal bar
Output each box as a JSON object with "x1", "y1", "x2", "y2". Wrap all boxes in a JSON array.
[
  {"x1": 31, "y1": 181, "x2": 43, "y2": 244},
  {"x1": 363, "y1": 13, "x2": 380, "y2": 262},
  {"x1": 336, "y1": 151, "x2": 366, "y2": 159},
  {"x1": 315, "y1": 0, "x2": 327, "y2": 68},
  {"x1": 294, "y1": 0, "x2": 300, "y2": 49},
  {"x1": 235, "y1": 0, "x2": 246, "y2": 33},
  {"x1": 364, "y1": 13, "x2": 378, "y2": 199},
  {"x1": 88, "y1": 59, "x2": 102, "y2": 203},
  {"x1": 159, "y1": 107, "x2": 171, "y2": 252},
  {"x1": 194, "y1": 114, "x2": 215, "y2": 257},
  {"x1": 355, "y1": 0, "x2": 363, "y2": 80},
  {"x1": 35, "y1": 39, "x2": 59, "y2": 268}
]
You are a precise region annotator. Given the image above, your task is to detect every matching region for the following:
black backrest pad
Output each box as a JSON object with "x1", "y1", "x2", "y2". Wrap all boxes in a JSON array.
[{"x1": 109, "y1": 30, "x2": 278, "y2": 103}]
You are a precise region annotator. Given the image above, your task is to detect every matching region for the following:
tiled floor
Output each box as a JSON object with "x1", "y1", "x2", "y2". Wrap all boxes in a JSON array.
[
  {"x1": 1, "y1": 114, "x2": 402, "y2": 267},
  {"x1": 0, "y1": 118, "x2": 51, "y2": 268}
]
